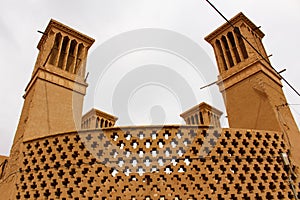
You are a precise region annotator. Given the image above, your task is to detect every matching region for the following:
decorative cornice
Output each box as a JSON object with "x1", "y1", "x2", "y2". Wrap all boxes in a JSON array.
[
  {"x1": 37, "y1": 19, "x2": 95, "y2": 50},
  {"x1": 217, "y1": 59, "x2": 282, "y2": 92},
  {"x1": 23, "y1": 67, "x2": 88, "y2": 98},
  {"x1": 205, "y1": 12, "x2": 265, "y2": 43}
]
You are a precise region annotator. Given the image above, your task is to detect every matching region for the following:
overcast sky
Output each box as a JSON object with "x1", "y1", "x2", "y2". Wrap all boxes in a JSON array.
[{"x1": 0, "y1": 0, "x2": 299, "y2": 156}]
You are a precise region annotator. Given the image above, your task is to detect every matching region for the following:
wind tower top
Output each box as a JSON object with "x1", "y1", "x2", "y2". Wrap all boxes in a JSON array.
[
  {"x1": 205, "y1": 12, "x2": 281, "y2": 89},
  {"x1": 33, "y1": 19, "x2": 95, "y2": 81}
]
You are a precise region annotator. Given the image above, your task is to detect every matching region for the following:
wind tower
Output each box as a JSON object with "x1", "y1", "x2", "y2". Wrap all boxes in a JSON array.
[
  {"x1": 1, "y1": 19, "x2": 94, "y2": 199},
  {"x1": 205, "y1": 12, "x2": 300, "y2": 166},
  {"x1": 22, "y1": 19, "x2": 95, "y2": 140}
]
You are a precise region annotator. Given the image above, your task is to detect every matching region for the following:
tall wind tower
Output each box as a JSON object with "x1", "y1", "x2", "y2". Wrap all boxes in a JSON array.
[
  {"x1": 1, "y1": 19, "x2": 94, "y2": 199},
  {"x1": 205, "y1": 12, "x2": 300, "y2": 167}
]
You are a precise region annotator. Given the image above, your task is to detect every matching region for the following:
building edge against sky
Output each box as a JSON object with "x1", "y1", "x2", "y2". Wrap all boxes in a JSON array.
[
  {"x1": 0, "y1": 12, "x2": 299, "y2": 199},
  {"x1": 205, "y1": 12, "x2": 300, "y2": 167}
]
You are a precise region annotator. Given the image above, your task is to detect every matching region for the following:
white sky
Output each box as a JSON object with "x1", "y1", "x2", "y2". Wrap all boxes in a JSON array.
[{"x1": 0, "y1": 0, "x2": 299, "y2": 156}]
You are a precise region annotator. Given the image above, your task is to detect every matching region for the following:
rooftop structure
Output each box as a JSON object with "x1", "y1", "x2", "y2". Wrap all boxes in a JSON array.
[
  {"x1": 81, "y1": 108, "x2": 118, "y2": 129},
  {"x1": 0, "y1": 13, "x2": 299, "y2": 199},
  {"x1": 180, "y1": 102, "x2": 222, "y2": 127}
]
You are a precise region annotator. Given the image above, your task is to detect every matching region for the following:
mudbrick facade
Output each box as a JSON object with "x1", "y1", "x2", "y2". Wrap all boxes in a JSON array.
[
  {"x1": 0, "y1": 13, "x2": 299, "y2": 199},
  {"x1": 16, "y1": 127, "x2": 297, "y2": 199}
]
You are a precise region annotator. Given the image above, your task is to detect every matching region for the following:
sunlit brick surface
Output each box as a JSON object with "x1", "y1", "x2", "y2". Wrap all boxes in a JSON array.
[{"x1": 17, "y1": 126, "x2": 299, "y2": 199}]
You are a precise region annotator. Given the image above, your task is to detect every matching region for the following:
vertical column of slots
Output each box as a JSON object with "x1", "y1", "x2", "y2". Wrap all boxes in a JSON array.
[
  {"x1": 66, "y1": 40, "x2": 77, "y2": 73},
  {"x1": 58, "y1": 37, "x2": 70, "y2": 69},
  {"x1": 49, "y1": 33, "x2": 62, "y2": 66},
  {"x1": 62, "y1": 38, "x2": 71, "y2": 71},
  {"x1": 215, "y1": 40, "x2": 228, "y2": 71},
  {"x1": 221, "y1": 36, "x2": 234, "y2": 68},
  {"x1": 234, "y1": 27, "x2": 248, "y2": 59},
  {"x1": 232, "y1": 30, "x2": 244, "y2": 62},
  {"x1": 187, "y1": 118, "x2": 190, "y2": 125},
  {"x1": 227, "y1": 32, "x2": 241, "y2": 65},
  {"x1": 100, "y1": 119, "x2": 104, "y2": 128},
  {"x1": 195, "y1": 114, "x2": 199, "y2": 125},
  {"x1": 199, "y1": 112, "x2": 204, "y2": 125},
  {"x1": 75, "y1": 44, "x2": 85, "y2": 76},
  {"x1": 96, "y1": 117, "x2": 100, "y2": 128}
]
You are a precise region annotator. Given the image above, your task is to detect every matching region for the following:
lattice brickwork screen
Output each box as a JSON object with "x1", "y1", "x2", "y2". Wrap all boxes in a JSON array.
[{"x1": 17, "y1": 126, "x2": 299, "y2": 199}]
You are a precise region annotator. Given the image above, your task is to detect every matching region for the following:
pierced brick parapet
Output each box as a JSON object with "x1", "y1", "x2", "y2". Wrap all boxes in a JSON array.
[{"x1": 16, "y1": 126, "x2": 299, "y2": 199}]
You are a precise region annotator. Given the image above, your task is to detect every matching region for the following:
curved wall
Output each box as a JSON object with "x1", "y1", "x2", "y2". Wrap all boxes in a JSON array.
[{"x1": 17, "y1": 126, "x2": 298, "y2": 199}]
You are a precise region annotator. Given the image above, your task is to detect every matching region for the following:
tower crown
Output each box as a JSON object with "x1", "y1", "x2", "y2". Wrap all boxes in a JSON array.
[
  {"x1": 81, "y1": 108, "x2": 118, "y2": 129},
  {"x1": 205, "y1": 12, "x2": 268, "y2": 75},
  {"x1": 34, "y1": 19, "x2": 94, "y2": 80},
  {"x1": 205, "y1": 12, "x2": 282, "y2": 93},
  {"x1": 180, "y1": 102, "x2": 222, "y2": 127}
]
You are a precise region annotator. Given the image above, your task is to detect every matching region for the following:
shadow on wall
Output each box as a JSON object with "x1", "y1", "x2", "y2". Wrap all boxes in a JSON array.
[{"x1": 0, "y1": 156, "x2": 8, "y2": 179}]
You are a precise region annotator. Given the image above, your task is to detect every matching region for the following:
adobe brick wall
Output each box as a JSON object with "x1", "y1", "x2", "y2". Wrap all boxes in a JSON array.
[{"x1": 14, "y1": 126, "x2": 300, "y2": 199}]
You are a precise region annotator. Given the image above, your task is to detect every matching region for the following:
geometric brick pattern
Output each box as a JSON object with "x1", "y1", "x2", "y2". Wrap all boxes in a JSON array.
[{"x1": 17, "y1": 126, "x2": 299, "y2": 199}]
